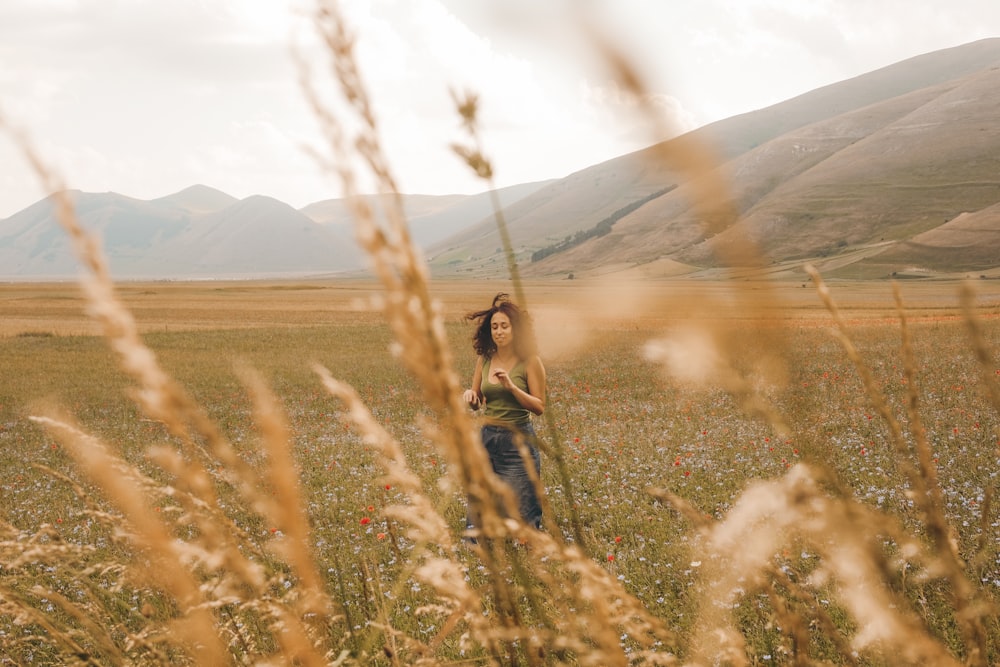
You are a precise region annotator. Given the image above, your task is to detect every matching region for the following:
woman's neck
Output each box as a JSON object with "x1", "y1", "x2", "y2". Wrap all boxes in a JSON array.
[{"x1": 492, "y1": 348, "x2": 518, "y2": 364}]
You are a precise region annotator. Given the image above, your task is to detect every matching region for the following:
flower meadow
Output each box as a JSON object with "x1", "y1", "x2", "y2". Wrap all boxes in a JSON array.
[{"x1": 0, "y1": 287, "x2": 998, "y2": 664}]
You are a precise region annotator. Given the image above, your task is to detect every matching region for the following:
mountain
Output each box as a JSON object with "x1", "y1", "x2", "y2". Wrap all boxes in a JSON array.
[
  {"x1": 0, "y1": 189, "x2": 356, "y2": 279},
  {"x1": 0, "y1": 191, "x2": 190, "y2": 277},
  {"x1": 426, "y1": 38, "x2": 1000, "y2": 279},
  {"x1": 0, "y1": 181, "x2": 550, "y2": 279},
  {"x1": 151, "y1": 195, "x2": 357, "y2": 276},
  {"x1": 4, "y1": 39, "x2": 1000, "y2": 281},
  {"x1": 151, "y1": 184, "x2": 238, "y2": 215}
]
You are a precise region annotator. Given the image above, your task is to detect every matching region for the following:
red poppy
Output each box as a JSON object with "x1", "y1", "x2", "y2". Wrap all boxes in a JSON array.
[{"x1": 360, "y1": 517, "x2": 371, "y2": 526}]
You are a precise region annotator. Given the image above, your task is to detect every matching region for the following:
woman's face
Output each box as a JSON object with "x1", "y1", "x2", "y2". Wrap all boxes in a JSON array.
[{"x1": 490, "y1": 311, "x2": 514, "y2": 349}]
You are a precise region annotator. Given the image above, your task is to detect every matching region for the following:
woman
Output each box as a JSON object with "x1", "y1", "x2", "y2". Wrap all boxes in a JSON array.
[{"x1": 462, "y1": 293, "x2": 546, "y2": 530}]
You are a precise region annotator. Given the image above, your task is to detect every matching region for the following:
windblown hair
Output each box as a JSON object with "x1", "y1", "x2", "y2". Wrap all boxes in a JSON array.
[{"x1": 466, "y1": 292, "x2": 538, "y2": 360}]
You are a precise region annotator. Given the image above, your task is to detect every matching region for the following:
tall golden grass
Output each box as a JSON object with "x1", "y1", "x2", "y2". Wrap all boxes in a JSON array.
[{"x1": 0, "y1": 1, "x2": 998, "y2": 665}]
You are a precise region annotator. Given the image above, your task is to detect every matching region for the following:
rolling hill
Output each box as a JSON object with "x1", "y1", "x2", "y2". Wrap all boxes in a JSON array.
[
  {"x1": 3, "y1": 39, "x2": 1000, "y2": 281},
  {"x1": 426, "y1": 38, "x2": 1000, "y2": 280}
]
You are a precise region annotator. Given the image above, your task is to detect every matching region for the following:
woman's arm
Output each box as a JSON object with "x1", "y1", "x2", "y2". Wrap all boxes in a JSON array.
[
  {"x1": 497, "y1": 355, "x2": 546, "y2": 415},
  {"x1": 462, "y1": 356, "x2": 485, "y2": 409}
]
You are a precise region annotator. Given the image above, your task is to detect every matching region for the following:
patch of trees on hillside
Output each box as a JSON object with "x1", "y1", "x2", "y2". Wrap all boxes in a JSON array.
[{"x1": 531, "y1": 186, "x2": 674, "y2": 262}]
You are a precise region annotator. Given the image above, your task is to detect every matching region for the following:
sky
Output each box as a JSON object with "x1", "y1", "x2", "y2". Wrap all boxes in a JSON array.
[{"x1": 2, "y1": 0, "x2": 1000, "y2": 219}]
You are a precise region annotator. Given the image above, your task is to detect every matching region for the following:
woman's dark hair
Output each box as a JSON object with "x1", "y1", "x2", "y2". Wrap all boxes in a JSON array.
[{"x1": 466, "y1": 293, "x2": 538, "y2": 359}]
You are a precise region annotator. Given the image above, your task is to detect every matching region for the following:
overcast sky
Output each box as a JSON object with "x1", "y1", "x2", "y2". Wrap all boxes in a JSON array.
[{"x1": 2, "y1": 0, "x2": 1000, "y2": 218}]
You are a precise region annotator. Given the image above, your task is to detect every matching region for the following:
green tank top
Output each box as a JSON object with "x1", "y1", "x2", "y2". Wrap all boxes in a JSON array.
[{"x1": 481, "y1": 357, "x2": 531, "y2": 426}]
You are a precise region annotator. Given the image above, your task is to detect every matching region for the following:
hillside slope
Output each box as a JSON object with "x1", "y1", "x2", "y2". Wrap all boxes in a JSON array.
[
  {"x1": 428, "y1": 38, "x2": 1000, "y2": 279},
  {"x1": 679, "y1": 66, "x2": 1000, "y2": 269}
]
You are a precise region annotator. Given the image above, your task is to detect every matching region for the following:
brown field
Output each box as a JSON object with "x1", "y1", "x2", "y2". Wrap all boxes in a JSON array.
[{"x1": 3, "y1": 276, "x2": 999, "y2": 338}]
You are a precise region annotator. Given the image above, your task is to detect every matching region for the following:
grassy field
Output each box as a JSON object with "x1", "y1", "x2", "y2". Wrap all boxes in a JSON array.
[{"x1": 1, "y1": 277, "x2": 998, "y2": 665}]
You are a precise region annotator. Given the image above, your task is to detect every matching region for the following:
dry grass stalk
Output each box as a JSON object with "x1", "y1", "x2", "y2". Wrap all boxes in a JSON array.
[
  {"x1": 302, "y1": 4, "x2": 683, "y2": 663},
  {"x1": 659, "y1": 464, "x2": 961, "y2": 666},
  {"x1": 29, "y1": 414, "x2": 230, "y2": 664},
  {"x1": 314, "y1": 367, "x2": 457, "y2": 551},
  {"x1": 316, "y1": 367, "x2": 529, "y2": 665},
  {"x1": 7, "y1": 112, "x2": 339, "y2": 664},
  {"x1": 643, "y1": 267, "x2": 995, "y2": 664},
  {"x1": 240, "y1": 366, "x2": 330, "y2": 616},
  {"x1": 239, "y1": 367, "x2": 336, "y2": 664},
  {"x1": 7, "y1": 464, "x2": 191, "y2": 662},
  {"x1": 959, "y1": 282, "x2": 1000, "y2": 443},
  {"x1": 7, "y1": 121, "x2": 292, "y2": 526},
  {"x1": 449, "y1": 87, "x2": 589, "y2": 550},
  {"x1": 303, "y1": 3, "x2": 506, "y2": 540},
  {"x1": 807, "y1": 267, "x2": 931, "y2": 495},
  {"x1": 26, "y1": 403, "x2": 340, "y2": 664},
  {"x1": 315, "y1": 365, "x2": 679, "y2": 665},
  {"x1": 450, "y1": 89, "x2": 526, "y2": 310},
  {"x1": 582, "y1": 18, "x2": 792, "y2": 443},
  {"x1": 810, "y1": 266, "x2": 992, "y2": 665},
  {"x1": 956, "y1": 282, "x2": 1000, "y2": 613},
  {"x1": 0, "y1": 517, "x2": 129, "y2": 664},
  {"x1": 301, "y1": 27, "x2": 570, "y2": 665},
  {"x1": 313, "y1": 365, "x2": 509, "y2": 662},
  {"x1": 649, "y1": 487, "x2": 860, "y2": 666}
]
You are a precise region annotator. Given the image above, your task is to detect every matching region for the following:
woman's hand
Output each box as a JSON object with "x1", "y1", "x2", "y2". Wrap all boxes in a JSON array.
[
  {"x1": 491, "y1": 366, "x2": 513, "y2": 390},
  {"x1": 463, "y1": 388, "x2": 482, "y2": 409}
]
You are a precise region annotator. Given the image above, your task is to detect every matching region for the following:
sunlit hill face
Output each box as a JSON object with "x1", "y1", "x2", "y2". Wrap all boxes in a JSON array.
[{"x1": 490, "y1": 311, "x2": 513, "y2": 350}]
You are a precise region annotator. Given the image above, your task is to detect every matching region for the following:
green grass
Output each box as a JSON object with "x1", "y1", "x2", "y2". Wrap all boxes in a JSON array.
[{"x1": 1, "y1": 306, "x2": 997, "y2": 664}]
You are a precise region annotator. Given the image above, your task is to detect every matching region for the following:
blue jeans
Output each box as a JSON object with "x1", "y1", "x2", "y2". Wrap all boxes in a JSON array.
[{"x1": 470, "y1": 423, "x2": 543, "y2": 531}]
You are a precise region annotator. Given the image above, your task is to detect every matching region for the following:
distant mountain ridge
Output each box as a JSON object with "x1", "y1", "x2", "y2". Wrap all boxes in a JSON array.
[
  {"x1": 0, "y1": 188, "x2": 354, "y2": 279},
  {"x1": 0, "y1": 182, "x2": 550, "y2": 279},
  {"x1": 152, "y1": 184, "x2": 239, "y2": 214},
  {"x1": 3, "y1": 39, "x2": 1000, "y2": 280}
]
